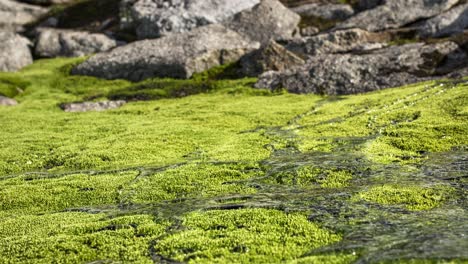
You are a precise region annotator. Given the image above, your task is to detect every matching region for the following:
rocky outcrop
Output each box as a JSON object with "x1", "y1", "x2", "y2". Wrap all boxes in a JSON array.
[
  {"x1": 18, "y1": 0, "x2": 73, "y2": 4},
  {"x1": 291, "y1": 3, "x2": 354, "y2": 21},
  {"x1": 0, "y1": 32, "x2": 33, "y2": 72},
  {"x1": 72, "y1": 24, "x2": 260, "y2": 81},
  {"x1": 240, "y1": 40, "x2": 305, "y2": 77},
  {"x1": 0, "y1": 0, "x2": 48, "y2": 31},
  {"x1": 417, "y1": 3, "x2": 468, "y2": 38},
  {"x1": 35, "y1": 28, "x2": 118, "y2": 58},
  {"x1": 286, "y1": 28, "x2": 387, "y2": 56},
  {"x1": 224, "y1": 0, "x2": 300, "y2": 44},
  {"x1": 61, "y1": 100, "x2": 126, "y2": 112},
  {"x1": 121, "y1": 0, "x2": 260, "y2": 39},
  {"x1": 0, "y1": 96, "x2": 18, "y2": 106},
  {"x1": 336, "y1": 0, "x2": 459, "y2": 32},
  {"x1": 255, "y1": 42, "x2": 461, "y2": 94}
]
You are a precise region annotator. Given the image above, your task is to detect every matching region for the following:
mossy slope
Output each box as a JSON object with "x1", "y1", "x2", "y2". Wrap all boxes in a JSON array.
[{"x1": 0, "y1": 58, "x2": 466, "y2": 263}]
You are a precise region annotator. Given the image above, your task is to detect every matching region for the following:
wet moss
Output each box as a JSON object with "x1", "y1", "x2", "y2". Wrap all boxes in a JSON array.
[
  {"x1": 155, "y1": 208, "x2": 342, "y2": 263},
  {"x1": 0, "y1": 58, "x2": 466, "y2": 262},
  {"x1": 296, "y1": 81, "x2": 468, "y2": 164},
  {"x1": 0, "y1": 212, "x2": 169, "y2": 263},
  {"x1": 353, "y1": 185, "x2": 453, "y2": 211},
  {"x1": 0, "y1": 171, "x2": 137, "y2": 214},
  {"x1": 270, "y1": 166, "x2": 353, "y2": 188},
  {"x1": 123, "y1": 163, "x2": 260, "y2": 205}
]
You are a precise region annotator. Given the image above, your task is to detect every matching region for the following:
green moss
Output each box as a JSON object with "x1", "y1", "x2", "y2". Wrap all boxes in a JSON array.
[
  {"x1": 156, "y1": 208, "x2": 342, "y2": 263},
  {"x1": 288, "y1": 253, "x2": 357, "y2": 264},
  {"x1": 0, "y1": 171, "x2": 137, "y2": 214},
  {"x1": 0, "y1": 58, "x2": 314, "y2": 175},
  {"x1": 353, "y1": 185, "x2": 453, "y2": 211},
  {"x1": 0, "y1": 74, "x2": 30, "y2": 98},
  {"x1": 0, "y1": 212, "x2": 169, "y2": 263},
  {"x1": 269, "y1": 166, "x2": 353, "y2": 188},
  {"x1": 297, "y1": 81, "x2": 468, "y2": 164},
  {"x1": 124, "y1": 163, "x2": 259, "y2": 204},
  {"x1": 319, "y1": 169, "x2": 353, "y2": 188},
  {"x1": 0, "y1": 58, "x2": 466, "y2": 263}
]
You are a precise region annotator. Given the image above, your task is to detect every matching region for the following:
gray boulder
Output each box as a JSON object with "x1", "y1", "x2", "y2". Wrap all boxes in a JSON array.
[
  {"x1": 122, "y1": 0, "x2": 260, "y2": 39},
  {"x1": 417, "y1": 3, "x2": 468, "y2": 38},
  {"x1": 336, "y1": 0, "x2": 459, "y2": 32},
  {"x1": 255, "y1": 41, "x2": 460, "y2": 94},
  {"x1": 291, "y1": 3, "x2": 354, "y2": 21},
  {"x1": 240, "y1": 40, "x2": 305, "y2": 77},
  {"x1": 286, "y1": 28, "x2": 387, "y2": 56},
  {"x1": 35, "y1": 28, "x2": 118, "y2": 58},
  {"x1": 18, "y1": 0, "x2": 73, "y2": 4},
  {"x1": 72, "y1": 24, "x2": 260, "y2": 81},
  {"x1": 61, "y1": 100, "x2": 126, "y2": 112},
  {"x1": 0, "y1": 0, "x2": 48, "y2": 31},
  {"x1": 0, "y1": 96, "x2": 18, "y2": 106},
  {"x1": 224, "y1": 0, "x2": 301, "y2": 44},
  {"x1": 0, "y1": 32, "x2": 33, "y2": 72}
]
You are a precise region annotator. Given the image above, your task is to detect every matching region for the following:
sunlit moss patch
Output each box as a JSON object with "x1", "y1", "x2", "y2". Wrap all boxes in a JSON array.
[
  {"x1": 269, "y1": 166, "x2": 353, "y2": 188},
  {"x1": 156, "y1": 208, "x2": 342, "y2": 263},
  {"x1": 124, "y1": 163, "x2": 260, "y2": 204},
  {"x1": 0, "y1": 212, "x2": 169, "y2": 263},
  {"x1": 353, "y1": 185, "x2": 453, "y2": 211}
]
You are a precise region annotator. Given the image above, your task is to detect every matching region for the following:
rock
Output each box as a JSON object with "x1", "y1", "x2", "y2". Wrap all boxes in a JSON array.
[
  {"x1": 240, "y1": 40, "x2": 305, "y2": 77},
  {"x1": 35, "y1": 28, "x2": 118, "y2": 58},
  {"x1": 0, "y1": 0, "x2": 48, "y2": 31},
  {"x1": 291, "y1": 3, "x2": 354, "y2": 21},
  {"x1": 255, "y1": 41, "x2": 460, "y2": 94},
  {"x1": 336, "y1": 0, "x2": 459, "y2": 32},
  {"x1": 0, "y1": 96, "x2": 18, "y2": 106},
  {"x1": 417, "y1": 3, "x2": 468, "y2": 38},
  {"x1": 224, "y1": 0, "x2": 301, "y2": 44},
  {"x1": 18, "y1": 0, "x2": 73, "y2": 5},
  {"x1": 0, "y1": 32, "x2": 33, "y2": 72},
  {"x1": 286, "y1": 28, "x2": 387, "y2": 56},
  {"x1": 72, "y1": 24, "x2": 260, "y2": 81},
  {"x1": 354, "y1": 0, "x2": 384, "y2": 11},
  {"x1": 122, "y1": 0, "x2": 260, "y2": 39},
  {"x1": 61, "y1": 100, "x2": 126, "y2": 112},
  {"x1": 300, "y1": 26, "x2": 319, "y2": 36}
]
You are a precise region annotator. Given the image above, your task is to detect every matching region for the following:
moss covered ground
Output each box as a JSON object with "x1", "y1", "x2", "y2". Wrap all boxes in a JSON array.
[{"x1": 0, "y1": 58, "x2": 466, "y2": 263}]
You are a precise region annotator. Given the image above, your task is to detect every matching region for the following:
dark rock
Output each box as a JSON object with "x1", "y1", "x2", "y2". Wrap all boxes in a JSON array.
[
  {"x1": 61, "y1": 100, "x2": 126, "y2": 112},
  {"x1": 292, "y1": 3, "x2": 354, "y2": 21},
  {"x1": 255, "y1": 41, "x2": 461, "y2": 94},
  {"x1": 72, "y1": 24, "x2": 260, "y2": 81},
  {"x1": 121, "y1": 0, "x2": 260, "y2": 39},
  {"x1": 286, "y1": 28, "x2": 387, "y2": 56},
  {"x1": 35, "y1": 28, "x2": 118, "y2": 58},
  {"x1": 354, "y1": 0, "x2": 384, "y2": 11},
  {"x1": 240, "y1": 40, "x2": 305, "y2": 77},
  {"x1": 0, "y1": 0, "x2": 48, "y2": 32},
  {"x1": 0, "y1": 96, "x2": 18, "y2": 106},
  {"x1": 224, "y1": 0, "x2": 301, "y2": 44},
  {"x1": 417, "y1": 3, "x2": 468, "y2": 38},
  {"x1": 0, "y1": 32, "x2": 33, "y2": 72},
  {"x1": 336, "y1": 0, "x2": 459, "y2": 32}
]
